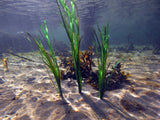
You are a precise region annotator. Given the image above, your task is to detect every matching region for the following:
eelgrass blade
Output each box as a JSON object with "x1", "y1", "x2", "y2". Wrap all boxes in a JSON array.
[
  {"x1": 95, "y1": 40, "x2": 100, "y2": 67},
  {"x1": 40, "y1": 21, "x2": 63, "y2": 97},
  {"x1": 43, "y1": 60, "x2": 59, "y2": 92},
  {"x1": 94, "y1": 23, "x2": 110, "y2": 99},
  {"x1": 56, "y1": 0, "x2": 82, "y2": 93},
  {"x1": 93, "y1": 28, "x2": 101, "y2": 51},
  {"x1": 27, "y1": 21, "x2": 63, "y2": 98},
  {"x1": 41, "y1": 20, "x2": 58, "y2": 65}
]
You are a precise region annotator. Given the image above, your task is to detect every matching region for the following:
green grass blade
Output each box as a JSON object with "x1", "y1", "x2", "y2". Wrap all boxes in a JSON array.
[
  {"x1": 57, "y1": 0, "x2": 82, "y2": 93},
  {"x1": 94, "y1": 23, "x2": 110, "y2": 99},
  {"x1": 27, "y1": 22, "x2": 63, "y2": 98}
]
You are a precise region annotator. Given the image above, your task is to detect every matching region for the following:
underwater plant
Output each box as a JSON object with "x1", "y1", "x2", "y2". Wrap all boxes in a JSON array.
[
  {"x1": 56, "y1": 0, "x2": 82, "y2": 93},
  {"x1": 60, "y1": 46, "x2": 95, "y2": 80},
  {"x1": 93, "y1": 23, "x2": 110, "y2": 99},
  {"x1": 93, "y1": 24, "x2": 129, "y2": 99},
  {"x1": 27, "y1": 20, "x2": 63, "y2": 98}
]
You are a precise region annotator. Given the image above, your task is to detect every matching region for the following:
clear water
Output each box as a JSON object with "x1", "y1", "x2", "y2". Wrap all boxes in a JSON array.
[
  {"x1": 0, "y1": 0, "x2": 160, "y2": 52},
  {"x1": 0, "y1": 0, "x2": 160, "y2": 120}
]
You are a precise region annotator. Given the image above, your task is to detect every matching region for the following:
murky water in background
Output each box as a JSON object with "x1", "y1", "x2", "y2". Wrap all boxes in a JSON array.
[
  {"x1": 0, "y1": 1, "x2": 160, "y2": 119},
  {"x1": 0, "y1": 0, "x2": 159, "y2": 48}
]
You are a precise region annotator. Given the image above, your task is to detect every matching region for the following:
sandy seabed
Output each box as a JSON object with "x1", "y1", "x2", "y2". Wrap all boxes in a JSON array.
[{"x1": 0, "y1": 46, "x2": 160, "y2": 120}]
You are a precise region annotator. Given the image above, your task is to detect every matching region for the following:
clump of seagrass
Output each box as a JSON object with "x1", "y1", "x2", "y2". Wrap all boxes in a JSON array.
[
  {"x1": 93, "y1": 23, "x2": 110, "y2": 99},
  {"x1": 57, "y1": 0, "x2": 83, "y2": 93},
  {"x1": 27, "y1": 20, "x2": 63, "y2": 98},
  {"x1": 93, "y1": 23, "x2": 128, "y2": 99},
  {"x1": 59, "y1": 47, "x2": 130, "y2": 93}
]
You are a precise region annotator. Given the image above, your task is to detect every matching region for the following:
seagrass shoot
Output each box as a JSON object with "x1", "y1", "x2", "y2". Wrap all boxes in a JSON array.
[
  {"x1": 27, "y1": 20, "x2": 63, "y2": 98},
  {"x1": 94, "y1": 23, "x2": 110, "y2": 99},
  {"x1": 56, "y1": 0, "x2": 83, "y2": 93}
]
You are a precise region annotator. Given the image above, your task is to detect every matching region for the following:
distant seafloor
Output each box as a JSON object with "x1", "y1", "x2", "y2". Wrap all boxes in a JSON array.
[{"x1": 0, "y1": 45, "x2": 160, "y2": 120}]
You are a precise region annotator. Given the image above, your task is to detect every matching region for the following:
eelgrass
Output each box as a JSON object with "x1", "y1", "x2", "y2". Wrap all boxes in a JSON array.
[
  {"x1": 56, "y1": 0, "x2": 82, "y2": 93},
  {"x1": 94, "y1": 23, "x2": 127, "y2": 99},
  {"x1": 27, "y1": 20, "x2": 63, "y2": 98},
  {"x1": 94, "y1": 23, "x2": 110, "y2": 99}
]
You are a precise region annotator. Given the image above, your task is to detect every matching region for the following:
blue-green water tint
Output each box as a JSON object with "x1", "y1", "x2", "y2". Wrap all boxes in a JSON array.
[
  {"x1": 0, "y1": 0, "x2": 160, "y2": 52},
  {"x1": 0, "y1": 1, "x2": 160, "y2": 119}
]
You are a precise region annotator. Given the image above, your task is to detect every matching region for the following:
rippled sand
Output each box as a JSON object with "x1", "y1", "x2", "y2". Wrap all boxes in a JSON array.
[{"x1": 0, "y1": 46, "x2": 160, "y2": 120}]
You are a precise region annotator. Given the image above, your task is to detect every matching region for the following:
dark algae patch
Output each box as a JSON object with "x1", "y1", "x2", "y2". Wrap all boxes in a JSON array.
[{"x1": 61, "y1": 47, "x2": 131, "y2": 91}]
